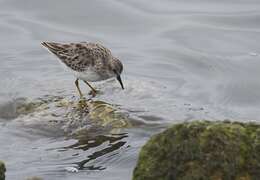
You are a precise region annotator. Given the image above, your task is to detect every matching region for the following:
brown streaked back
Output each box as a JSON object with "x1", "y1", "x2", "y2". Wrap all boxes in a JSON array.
[{"x1": 41, "y1": 42, "x2": 113, "y2": 72}]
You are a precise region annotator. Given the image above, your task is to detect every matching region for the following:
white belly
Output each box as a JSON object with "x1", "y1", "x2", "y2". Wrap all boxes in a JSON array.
[
  {"x1": 72, "y1": 68, "x2": 102, "y2": 82},
  {"x1": 57, "y1": 59, "x2": 113, "y2": 82}
]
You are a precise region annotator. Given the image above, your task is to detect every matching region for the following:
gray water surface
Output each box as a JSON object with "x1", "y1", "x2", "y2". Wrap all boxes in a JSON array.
[{"x1": 1, "y1": 0, "x2": 260, "y2": 179}]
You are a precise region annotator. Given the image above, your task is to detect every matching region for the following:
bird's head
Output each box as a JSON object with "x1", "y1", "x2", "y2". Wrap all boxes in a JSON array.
[{"x1": 111, "y1": 57, "x2": 124, "y2": 90}]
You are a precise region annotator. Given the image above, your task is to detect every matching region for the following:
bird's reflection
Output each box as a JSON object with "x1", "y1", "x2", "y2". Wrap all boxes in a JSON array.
[{"x1": 60, "y1": 133, "x2": 128, "y2": 170}]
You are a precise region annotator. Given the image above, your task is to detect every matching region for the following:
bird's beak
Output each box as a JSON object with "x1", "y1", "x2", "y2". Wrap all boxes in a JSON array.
[{"x1": 116, "y1": 75, "x2": 124, "y2": 89}]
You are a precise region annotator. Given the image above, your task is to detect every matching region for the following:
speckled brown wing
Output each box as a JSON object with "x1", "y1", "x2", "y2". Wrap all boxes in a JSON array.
[{"x1": 41, "y1": 42, "x2": 112, "y2": 72}]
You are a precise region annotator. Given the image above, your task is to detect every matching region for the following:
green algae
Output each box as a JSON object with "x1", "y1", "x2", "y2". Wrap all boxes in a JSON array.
[
  {"x1": 87, "y1": 100, "x2": 132, "y2": 128},
  {"x1": 0, "y1": 161, "x2": 5, "y2": 180},
  {"x1": 133, "y1": 121, "x2": 260, "y2": 180}
]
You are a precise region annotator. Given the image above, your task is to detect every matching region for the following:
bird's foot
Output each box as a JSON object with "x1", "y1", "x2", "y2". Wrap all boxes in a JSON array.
[{"x1": 78, "y1": 97, "x2": 88, "y2": 109}]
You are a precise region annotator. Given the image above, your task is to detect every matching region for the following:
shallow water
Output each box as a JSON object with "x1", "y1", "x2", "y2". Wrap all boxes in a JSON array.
[{"x1": 0, "y1": 0, "x2": 260, "y2": 179}]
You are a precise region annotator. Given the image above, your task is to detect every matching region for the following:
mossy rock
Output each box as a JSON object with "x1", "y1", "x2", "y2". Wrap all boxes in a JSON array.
[
  {"x1": 0, "y1": 161, "x2": 5, "y2": 180},
  {"x1": 133, "y1": 121, "x2": 260, "y2": 180}
]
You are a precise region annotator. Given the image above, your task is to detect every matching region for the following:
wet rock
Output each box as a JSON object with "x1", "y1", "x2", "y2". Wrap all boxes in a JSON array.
[
  {"x1": 0, "y1": 161, "x2": 5, "y2": 180},
  {"x1": 13, "y1": 96, "x2": 138, "y2": 136},
  {"x1": 133, "y1": 121, "x2": 260, "y2": 180},
  {"x1": 0, "y1": 99, "x2": 19, "y2": 119}
]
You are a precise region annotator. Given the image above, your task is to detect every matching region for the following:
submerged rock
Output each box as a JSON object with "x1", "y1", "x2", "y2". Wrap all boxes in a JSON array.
[
  {"x1": 133, "y1": 121, "x2": 260, "y2": 180},
  {"x1": 13, "y1": 95, "x2": 139, "y2": 136},
  {"x1": 0, "y1": 161, "x2": 5, "y2": 180}
]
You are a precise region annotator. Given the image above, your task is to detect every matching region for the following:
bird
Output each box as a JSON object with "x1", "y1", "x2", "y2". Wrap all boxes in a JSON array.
[{"x1": 41, "y1": 42, "x2": 124, "y2": 98}]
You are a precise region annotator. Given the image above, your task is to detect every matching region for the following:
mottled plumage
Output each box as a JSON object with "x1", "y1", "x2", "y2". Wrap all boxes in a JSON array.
[{"x1": 41, "y1": 42, "x2": 124, "y2": 97}]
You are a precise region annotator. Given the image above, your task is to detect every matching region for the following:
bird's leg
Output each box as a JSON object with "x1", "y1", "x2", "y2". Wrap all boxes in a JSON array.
[
  {"x1": 75, "y1": 79, "x2": 83, "y2": 98},
  {"x1": 75, "y1": 79, "x2": 89, "y2": 108},
  {"x1": 83, "y1": 80, "x2": 97, "y2": 97}
]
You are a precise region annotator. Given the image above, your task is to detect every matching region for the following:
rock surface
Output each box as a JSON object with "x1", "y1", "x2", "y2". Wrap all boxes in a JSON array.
[
  {"x1": 133, "y1": 121, "x2": 260, "y2": 180},
  {"x1": 0, "y1": 161, "x2": 5, "y2": 180},
  {"x1": 11, "y1": 95, "x2": 139, "y2": 137}
]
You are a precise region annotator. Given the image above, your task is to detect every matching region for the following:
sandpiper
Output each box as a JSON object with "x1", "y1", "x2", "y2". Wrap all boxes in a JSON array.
[{"x1": 41, "y1": 42, "x2": 124, "y2": 98}]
